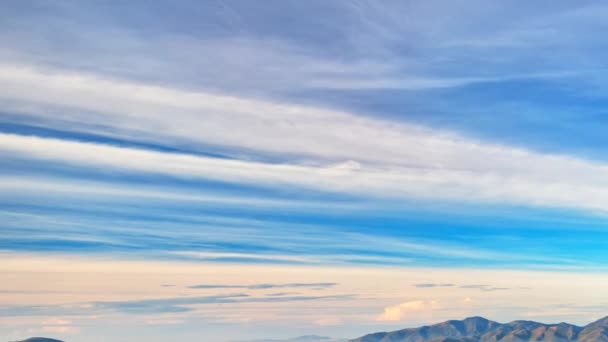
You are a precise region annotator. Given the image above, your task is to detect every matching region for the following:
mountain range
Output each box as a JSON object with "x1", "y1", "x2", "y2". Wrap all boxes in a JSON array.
[
  {"x1": 11, "y1": 316, "x2": 608, "y2": 342},
  {"x1": 350, "y1": 316, "x2": 608, "y2": 342}
]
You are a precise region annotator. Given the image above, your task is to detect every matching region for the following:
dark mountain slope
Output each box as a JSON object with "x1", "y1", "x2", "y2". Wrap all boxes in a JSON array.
[
  {"x1": 350, "y1": 316, "x2": 608, "y2": 342},
  {"x1": 578, "y1": 316, "x2": 608, "y2": 342}
]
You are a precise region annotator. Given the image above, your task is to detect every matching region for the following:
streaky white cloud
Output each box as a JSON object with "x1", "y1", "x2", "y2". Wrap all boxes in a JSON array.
[
  {"x1": 2, "y1": 176, "x2": 523, "y2": 264},
  {"x1": 0, "y1": 63, "x2": 598, "y2": 175},
  {"x1": 4, "y1": 131, "x2": 608, "y2": 213},
  {"x1": 306, "y1": 71, "x2": 572, "y2": 90},
  {"x1": 0, "y1": 175, "x2": 353, "y2": 211},
  {"x1": 170, "y1": 251, "x2": 322, "y2": 264}
]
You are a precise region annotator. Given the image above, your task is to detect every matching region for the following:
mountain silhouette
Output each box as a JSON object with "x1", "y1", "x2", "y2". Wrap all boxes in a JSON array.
[
  {"x1": 13, "y1": 317, "x2": 608, "y2": 342},
  {"x1": 350, "y1": 316, "x2": 608, "y2": 342}
]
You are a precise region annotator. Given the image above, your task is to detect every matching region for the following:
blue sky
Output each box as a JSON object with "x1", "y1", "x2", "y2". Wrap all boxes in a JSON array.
[{"x1": 2, "y1": 1, "x2": 608, "y2": 341}]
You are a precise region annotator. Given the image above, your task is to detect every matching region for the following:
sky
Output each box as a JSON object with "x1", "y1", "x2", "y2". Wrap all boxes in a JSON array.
[{"x1": 2, "y1": 1, "x2": 608, "y2": 341}]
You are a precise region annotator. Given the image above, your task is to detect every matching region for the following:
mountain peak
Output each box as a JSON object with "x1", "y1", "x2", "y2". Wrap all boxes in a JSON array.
[
  {"x1": 462, "y1": 316, "x2": 492, "y2": 326},
  {"x1": 350, "y1": 316, "x2": 608, "y2": 342}
]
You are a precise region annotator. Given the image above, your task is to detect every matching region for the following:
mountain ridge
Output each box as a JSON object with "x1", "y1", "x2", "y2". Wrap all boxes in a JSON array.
[
  {"x1": 350, "y1": 316, "x2": 608, "y2": 342},
  {"x1": 11, "y1": 317, "x2": 608, "y2": 342}
]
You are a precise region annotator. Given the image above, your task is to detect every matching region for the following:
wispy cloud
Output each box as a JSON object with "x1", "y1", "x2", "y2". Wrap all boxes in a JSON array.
[
  {"x1": 4, "y1": 1, "x2": 608, "y2": 341},
  {"x1": 414, "y1": 283, "x2": 455, "y2": 288},
  {"x1": 460, "y1": 285, "x2": 511, "y2": 292},
  {"x1": 189, "y1": 283, "x2": 337, "y2": 290},
  {"x1": 413, "y1": 283, "x2": 514, "y2": 291},
  {"x1": 0, "y1": 293, "x2": 355, "y2": 317},
  {"x1": 5, "y1": 129, "x2": 608, "y2": 215}
]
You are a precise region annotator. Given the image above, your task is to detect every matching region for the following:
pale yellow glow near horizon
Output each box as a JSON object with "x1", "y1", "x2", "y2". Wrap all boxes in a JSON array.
[{"x1": 2, "y1": 252, "x2": 608, "y2": 332}]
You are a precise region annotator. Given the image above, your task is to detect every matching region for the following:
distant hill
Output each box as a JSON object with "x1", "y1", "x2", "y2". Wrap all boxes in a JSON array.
[
  {"x1": 13, "y1": 338, "x2": 64, "y2": 342},
  {"x1": 350, "y1": 316, "x2": 608, "y2": 342}
]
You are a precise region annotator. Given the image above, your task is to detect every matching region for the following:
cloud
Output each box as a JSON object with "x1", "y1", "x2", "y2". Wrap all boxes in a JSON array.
[
  {"x1": 306, "y1": 72, "x2": 570, "y2": 90},
  {"x1": 4, "y1": 2, "x2": 608, "y2": 339},
  {"x1": 0, "y1": 294, "x2": 245, "y2": 316},
  {"x1": 0, "y1": 64, "x2": 578, "y2": 171},
  {"x1": 4, "y1": 183, "x2": 553, "y2": 266},
  {"x1": 0, "y1": 175, "x2": 352, "y2": 212},
  {"x1": 377, "y1": 300, "x2": 441, "y2": 321},
  {"x1": 415, "y1": 283, "x2": 513, "y2": 291},
  {"x1": 0, "y1": 1, "x2": 569, "y2": 99},
  {"x1": 188, "y1": 283, "x2": 337, "y2": 290},
  {"x1": 460, "y1": 284, "x2": 511, "y2": 292},
  {"x1": 5, "y1": 129, "x2": 608, "y2": 216},
  {"x1": 414, "y1": 283, "x2": 455, "y2": 288},
  {"x1": 1, "y1": 60, "x2": 608, "y2": 216},
  {"x1": 0, "y1": 293, "x2": 355, "y2": 317},
  {"x1": 460, "y1": 284, "x2": 489, "y2": 289},
  {"x1": 171, "y1": 252, "x2": 329, "y2": 265}
]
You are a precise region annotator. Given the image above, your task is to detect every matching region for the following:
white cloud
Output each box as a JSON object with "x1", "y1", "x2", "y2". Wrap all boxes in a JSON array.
[
  {"x1": 4, "y1": 131, "x2": 608, "y2": 213},
  {"x1": 377, "y1": 300, "x2": 441, "y2": 321},
  {"x1": 4, "y1": 65, "x2": 608, "y2": 213},
  {"x1": 0, "y1": 64, "x2": 583, "y2": 169}
]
